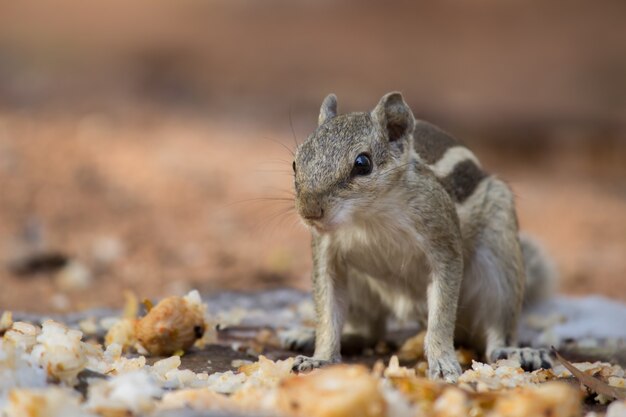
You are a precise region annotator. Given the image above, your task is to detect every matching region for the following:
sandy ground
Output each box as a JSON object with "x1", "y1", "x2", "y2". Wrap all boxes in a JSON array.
[{"x1": 0, "y1": 110, "x2": 624, "y2": 313}]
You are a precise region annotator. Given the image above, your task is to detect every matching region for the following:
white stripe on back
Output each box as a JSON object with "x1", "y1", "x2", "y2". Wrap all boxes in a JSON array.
[{"x1": 429, "y1": 146, "x2": 481, "y2": 178}]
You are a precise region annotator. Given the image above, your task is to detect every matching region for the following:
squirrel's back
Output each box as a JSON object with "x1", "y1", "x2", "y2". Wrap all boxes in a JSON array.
[
  {"x1": 413, "y1": 121, "x2": 487, "y2": 205},
  {"x1": 412, "y1": 121, "x2": 556, "y2": 306}
]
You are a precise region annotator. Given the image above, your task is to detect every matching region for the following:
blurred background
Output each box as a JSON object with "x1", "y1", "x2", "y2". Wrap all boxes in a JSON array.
[{"x1": 1, "y1": 0, "x2": 625, "y2": 312}]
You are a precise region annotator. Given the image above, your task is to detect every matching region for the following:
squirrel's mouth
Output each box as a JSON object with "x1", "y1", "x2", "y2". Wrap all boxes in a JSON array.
[
  {"x1": 298, "y1": 210, "x2": 337, "y2": 233},
  {"x1": 302, "y1": 204, "x2": 352, "y2": 234},
  {"x1": 308, "y1": 220, "x2": 339, "y2": 234}
]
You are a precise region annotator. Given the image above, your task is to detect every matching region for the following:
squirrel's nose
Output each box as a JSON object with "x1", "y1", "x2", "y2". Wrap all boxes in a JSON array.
[
  {"x1": 297, "y1": 192, "x2": 325, "y2": 221},
  {"x1": 302, "y1": 207, "x2": 324, "y2": 221}
]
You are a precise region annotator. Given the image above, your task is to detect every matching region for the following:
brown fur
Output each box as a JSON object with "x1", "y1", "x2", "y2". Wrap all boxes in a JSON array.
[
  {"x1": 288, "y1": 92, "x2": 555, "y2": 380},
  {"x1": 413, "y1": 121, "x2": 461, "y2": 164}
]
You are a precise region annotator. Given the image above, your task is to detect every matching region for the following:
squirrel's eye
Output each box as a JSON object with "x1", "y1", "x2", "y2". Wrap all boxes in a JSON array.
[
  {"x1": 351, "y1": 153, "x2": 372, "y2": 176},
  {"x1": 292, "y1": 161, "x2": 296, "y2": 173}
]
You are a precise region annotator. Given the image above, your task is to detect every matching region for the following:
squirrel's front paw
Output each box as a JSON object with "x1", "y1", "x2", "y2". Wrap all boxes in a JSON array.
[
  {"x1": 427, "y1": 353, "x2": 462, "y2": 383},
  {"x1": 291, "y1": 355, "x2": 335, "y2": 373}
]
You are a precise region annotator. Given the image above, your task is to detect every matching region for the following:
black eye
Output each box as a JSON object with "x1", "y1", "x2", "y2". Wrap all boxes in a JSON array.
[
  {"x1": 351, "y1": 153, "x2": 372, "y2": 176},
  {"x1": 292, "y1": 161, "x2": 296, "y2": 173}
]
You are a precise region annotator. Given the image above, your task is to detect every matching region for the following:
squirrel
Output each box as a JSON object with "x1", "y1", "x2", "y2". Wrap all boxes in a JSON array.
[{"x1": 285, "y1": 92, "x2": 556, "y2": 382}]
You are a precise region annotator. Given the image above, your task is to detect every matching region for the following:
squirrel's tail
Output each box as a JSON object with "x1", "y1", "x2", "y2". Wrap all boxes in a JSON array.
[{"x1": 520, "y1": 233, "x2": 557, "y2": 307}]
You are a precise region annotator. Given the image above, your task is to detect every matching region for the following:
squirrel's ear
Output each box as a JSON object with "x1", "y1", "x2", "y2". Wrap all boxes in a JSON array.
[
  {"x1": 372, "y1": 92, "x2": 415, "y2": 142},
  {"x1": 318, "y1": 94, "x2": 338, "y2": 126}
]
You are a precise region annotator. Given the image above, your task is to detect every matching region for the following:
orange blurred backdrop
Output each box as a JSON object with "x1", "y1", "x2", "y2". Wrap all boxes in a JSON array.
[{"x1": 1, "y1": 0, "x2": 625, "y2": 312}]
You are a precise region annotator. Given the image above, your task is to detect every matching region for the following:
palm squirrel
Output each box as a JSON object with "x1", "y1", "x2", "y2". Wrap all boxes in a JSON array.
[{"x1": 286, "y1": 92, "x2": 555, "y2": 382}]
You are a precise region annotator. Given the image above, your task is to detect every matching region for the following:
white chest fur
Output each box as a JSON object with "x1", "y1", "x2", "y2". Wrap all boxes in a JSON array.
[{"x1": 327, "y1": 196, "x2": 432, "y2": 320}]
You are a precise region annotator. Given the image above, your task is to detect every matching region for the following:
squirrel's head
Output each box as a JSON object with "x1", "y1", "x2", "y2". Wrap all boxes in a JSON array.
[{"x1": 293, "y1": 92, "x2": 416, "y2": 233}]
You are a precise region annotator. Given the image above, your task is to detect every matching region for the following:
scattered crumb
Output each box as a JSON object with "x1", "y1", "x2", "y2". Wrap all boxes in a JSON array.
[{"x1": 1, "y1": 290, "x2": 624, "y2": 417}]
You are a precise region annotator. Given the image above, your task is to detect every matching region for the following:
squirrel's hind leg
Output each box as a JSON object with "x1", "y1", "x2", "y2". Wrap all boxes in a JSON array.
[
  {"x1": 281, "y1": 274, "x2": 389, "y2": 355},
  {"x1": 466, "y1": 178, "x2": 553, "y2": 371},
  {"x1": 341, "y1": 273, "x2": 389, "y2": 352}
]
